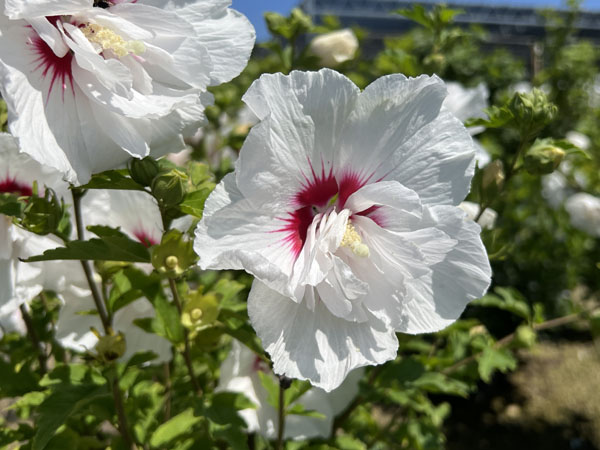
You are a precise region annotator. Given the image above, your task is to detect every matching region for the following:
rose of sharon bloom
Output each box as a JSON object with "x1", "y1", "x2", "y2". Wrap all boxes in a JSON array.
[
  {"x1": 217, "y1": 340, "x2": 362, "y2": 440},
  {"x1": 195, "y1": 69, "x2": 492, "y2": 391},
  {"x1": 0, "y1": 132, "x2": 79, "y2": 326},
  {"x1": 565, "y1": 192, "x2": 600, "y2": 237},
  {"x1": 444, "y1": 82, "x2": 490, "y2": 167},
  {"x1": 0, "y1": 0, "x2": 255, "y2": 184},
  {"x1": 309, "y1": 29, "x2": 358, "y2": 68},
  {"x1": 458, "y1": 201, "x2": 497, "y2": 230}
]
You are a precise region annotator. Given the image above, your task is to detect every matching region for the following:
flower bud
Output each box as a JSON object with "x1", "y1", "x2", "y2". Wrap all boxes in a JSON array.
[
  {"x1": 309, "y1": 29, "x2": 359, "y2": 67},
  {"x1": 508, "y1": 88, "x2": 557, "y2": 135},
  {"x1": 513, "y1": 325, "x2": 536, "y2": 348},
  {"x1": 523, "y1": 139, "x2": 565, "y2": 175},
  {"x1": 129, "y1": 156, "x2": 159, "y2": 186},
  {"x1": 151, "y1": 169, "x2": 187, "y2": 206},
  {"x1": 95, "y1": 332, "x2": 126, "y2": 362}
]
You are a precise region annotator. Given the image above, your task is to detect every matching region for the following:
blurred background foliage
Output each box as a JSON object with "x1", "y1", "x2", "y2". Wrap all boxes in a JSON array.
[{"x1": 2, "y1": 1, "x2": 600, "y2": 449}]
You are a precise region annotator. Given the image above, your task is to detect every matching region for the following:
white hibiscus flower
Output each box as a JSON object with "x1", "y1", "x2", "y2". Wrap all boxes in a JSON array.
[
  {"x1": 565, "y1": 192, "x2": 600, "y2": 237},
  {"x1": 0, "y1": 0, "x2": 255, "y2": 184},
  {"x1": 444, "y1": 81, "x2": 490, "y2": 167},
  {"x1": 458, "y1": 201, "x2": 497, "y2": 230},
  {"x1": 195, "y1": 69, "x2": 492, "y2": 391},
  {"x1": 217, "y1": 340, "x2": 362, "y2": 440}
]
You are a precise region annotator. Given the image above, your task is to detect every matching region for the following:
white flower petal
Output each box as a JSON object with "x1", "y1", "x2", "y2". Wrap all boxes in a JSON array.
[
  {"x1": 4, "y1": 0, "x2": 89, "y2": 20},
  {"x1": 399, "y1": 205, "x2": 491, "y2": 333},
  {"x1": 248, "y1": 280, "x2": 398, "y2": 392}
]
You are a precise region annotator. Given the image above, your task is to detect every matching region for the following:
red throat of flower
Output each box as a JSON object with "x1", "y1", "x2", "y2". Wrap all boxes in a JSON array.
[
  {"x1": 30, "y1": 31, "x2": 74, "y2": 101},
  {"x1": 0, "y1": 176, "x2": 33, "y2": 197}
]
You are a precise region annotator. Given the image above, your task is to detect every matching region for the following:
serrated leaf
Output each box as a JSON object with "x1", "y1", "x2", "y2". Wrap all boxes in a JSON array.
[
  {"x1": 149, "y1": 408, "x2": 201, "y2": 448},
  {"x1": 284, "y1": 379, "x2": 312, "y2": 407},
  {"x1": 478, "y1": 347, "x2": 517, "y2": 383},
  {"x1": 79, "y1": 170, "x2": 145, "y2": 191},
  {"x1": 410, "y1": 372, "x2": 470, "y2": 397}
]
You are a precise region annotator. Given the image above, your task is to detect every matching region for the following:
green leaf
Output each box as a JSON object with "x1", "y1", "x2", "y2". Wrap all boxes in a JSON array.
[
  {"x1": 335, "y1": 435, "x2": 367, "y2": 450},
  {"x1": 410, "y1": 372, "x2": 470, "y2": 397},
  {"x1": 0, "y1": 359, "x2": 39, "y2": 397},
  {"x1": 478, "y1": 347, "x2": 517, "y2": 383},
  {"x1": 179, "y1": 187, "x2": 213, "y2": 219},
  {"x1": 472, "y1": 287, "x2": 531, "y2": 321},
  {"x1": 257, "y1": 371, "x2": 280, "y2": 410},
  {"x1": 149, "y1": 408, "x2": 201, "y2": 448},
  {"x1": 284, "y1": 379, "x2": 312, "y2": 407},
  {"x1": 32, "y1": 384, "x2": 110, "y2": 450},
  {"x1": 149, "y1": 292, "x2": 185, "y2": 344},
  {"x1": 286, "y1": 404, "x2": 326, "y2": 419},
  {"x1": 23, "y1": 235, "x2": 150, "y2": 263},
  {"x1": 79, "y1": 170, "x2": 145, "y2": 190}
]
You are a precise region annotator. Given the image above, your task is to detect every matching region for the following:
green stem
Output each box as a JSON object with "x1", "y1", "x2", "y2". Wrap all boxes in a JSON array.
[
  {"x1": 19, "y1": 304, "x2": 47, "y2": 374},
  {"x1": 276, "y1": 381, "x2": 286, "y2": 450},
  {"x1": 71, "y1": 188, "x2": 136, "y2": 450},
  {"x1": 168, "y1": 278, "x2": 201, "y2": 394},
  {"x1": 71, "y1": 189, "x2": 111, "y2": 331}
]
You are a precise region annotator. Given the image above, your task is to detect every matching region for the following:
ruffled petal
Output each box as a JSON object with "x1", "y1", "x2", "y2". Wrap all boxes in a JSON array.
[{"x1": 248, "y1": 280, "x2": 398, "y2": 392}]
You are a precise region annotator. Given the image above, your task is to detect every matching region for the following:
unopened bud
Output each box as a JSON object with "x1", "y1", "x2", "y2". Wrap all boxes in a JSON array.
[
  {"x1": 524, "y1": 139, "x2": 565, "y2": 175},
  {"x1": 151, "y1": 169, "x2": 187, "y2": 206},
  {"x1": 514, "y1": 325, "x2": 536, "y2": 348},
  {"x1": 508, "y1": 88, "x2": 557, "y2": 135},
  {"x1": 129, "y1": 156, "x2": 159, "y2": 186}
]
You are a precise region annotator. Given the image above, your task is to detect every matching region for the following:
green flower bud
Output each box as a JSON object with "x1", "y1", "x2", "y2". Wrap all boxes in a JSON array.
[
  {"x1": 151, "y1": 229, "x2": 197, "y2": 277},
  {"x1": 21, "y1": 188, "x2": 64, "y2": 236},
  {"x1": 95, "y1": 332, "x2": 126, "y2": 362},
  {"x1": 523, "y1": 139, "x2": 565, "y2": 175},
  {"x1": 508, "y1": 88, "x2": 557, "y2": 136},
  {"x1": 151, "y1": 169, "x2": 187, "y2": 206},
  {"x1": 129, "y1": 156, "x2": 159, "y2": 186},
  {"x1": 513, "y1": 325, "x2": 537, "y2": 349}
]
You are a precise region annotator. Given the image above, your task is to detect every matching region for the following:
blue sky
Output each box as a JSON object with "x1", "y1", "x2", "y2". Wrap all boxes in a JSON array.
[{"x1": 232, "y1": 0, "x2": 600, "y2": 41}]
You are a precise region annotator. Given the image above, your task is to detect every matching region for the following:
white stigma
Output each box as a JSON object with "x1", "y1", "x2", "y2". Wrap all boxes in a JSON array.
[
  {"x1": 341, "y1": 222, "x2": 370, "y2": 257},
  {"x1": 82, "y1": 23, "x2": 146, "y2": 57}
]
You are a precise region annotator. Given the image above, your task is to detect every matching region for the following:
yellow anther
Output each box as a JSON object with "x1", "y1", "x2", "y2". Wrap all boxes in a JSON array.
[
  {"x1": 82, "y1": 23, "x2": 146, "y2": 57},
  {"x1": 341, "y1": 222, "x2": 370, "y2": 258}
]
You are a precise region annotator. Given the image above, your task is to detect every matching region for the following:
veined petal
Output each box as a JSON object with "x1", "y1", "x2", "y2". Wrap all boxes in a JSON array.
[
  {"x1": 399, "y1": 205, "x2": 491, "y2": 333},
  {"x1": 195, "y1": 174, "x2": 298, "y2": 296},
  {"x1": 248, "y1": 280, "x2": 398, "y2": 392},
  {"x1": 173, "y1": 0, "x2": 255, "y2": 84},
  {"x1": 4, "y1": 0, "x2": 89, "y2": 20}
]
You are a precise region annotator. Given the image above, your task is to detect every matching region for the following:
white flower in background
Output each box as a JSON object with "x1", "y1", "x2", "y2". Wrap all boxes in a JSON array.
[
  {"x1": 309, "y1": 29, "x2": 358, "y2": 67},
  {"x1": 565, "y1": 192, "x2": 600, "y2": 237},
  {"x1": 458, "y1": 201, "x2": 497, "y2": 230},
  {"x1": 565, "y1": 131, "x2": 591, "y2": 151},
  {"x1": 0, "y1": 132, "x2": 79, "y2": 329},
  {"x1": 217, "y1": 340, "x2": 362, "y2": 440},
  {"x1": 82, "y1": 188, "x2": 163, "y2": 246},
  {"x1": 195, "y1": 69, "x2": 491, "y2": 391},
  {"x1": 0, "y1": 0, "x2": 255, "y2": 184},
  {"x1": 444, "y1": 82, "x2": 490, "y2": 166},
  {"x1": 55, "y1": 287, "x2": 172, "y2": 363},
  {"x1": 542, "y1": 170, "x2": 569, "y2": 209},
  {"x1": 54, "y1": 187, "x2": 171, "y2": 362}
]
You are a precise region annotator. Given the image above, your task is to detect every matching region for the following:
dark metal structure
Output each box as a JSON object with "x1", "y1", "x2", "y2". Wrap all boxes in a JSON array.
[{"x1": 301, "y1": 0, "x2": 600, "y2": 69}]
